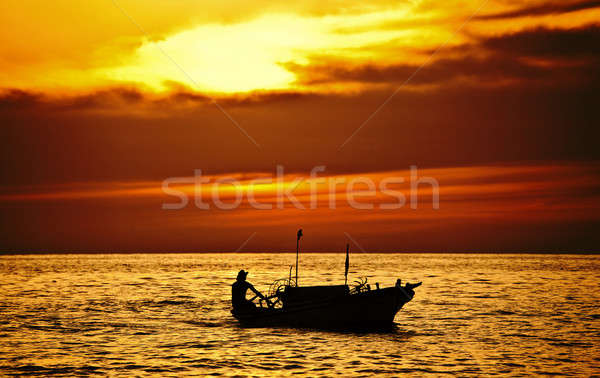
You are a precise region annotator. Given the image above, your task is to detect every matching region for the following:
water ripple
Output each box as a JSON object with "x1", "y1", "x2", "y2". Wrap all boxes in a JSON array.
[{"x1": 0, "y1": 253, "x2": 599, "y2": 376}]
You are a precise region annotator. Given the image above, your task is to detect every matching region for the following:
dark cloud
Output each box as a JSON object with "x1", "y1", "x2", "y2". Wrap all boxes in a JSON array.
[
  {"x1": 0, "y1": 87, "x2": 321, "y2": 116},
  {"x1": 0, "y1": 26, "x2": 598, "y2": 188},
  {"x1": 288, "y1": 24, "x2": 600, "y2": 88},
  {"x1": 285, "y1": 54, "x2": 557, "y2": 86},
  {"x1": 4, "y1": 24, "x2": 598, "y2": 118},
  {"x1": 335, "y1": 1, "x2": 600, "y2": 34},
  {"x1": 1, "y1": 80, "x2": 598, "y2": 187},
  {"x1": 0, "y1": 89, "x2": 43, "y2": 111},
  {"x1": 481, "y1": 24, "x2": 600, "y2": 59},
  {"x1": 475, "y1": 0, "x2": 600, "y2": 20},
  {"x1": 0, "y1": 87, "x2": 145, "y2": 113}
]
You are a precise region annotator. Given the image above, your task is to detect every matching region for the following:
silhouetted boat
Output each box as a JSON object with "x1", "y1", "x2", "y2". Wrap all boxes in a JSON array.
[
  {"x1": 231, "y1": 280, "x2": 421, "y2": 329},
  {"x1": 232, "y1": 230, "x2": 421, "y2": 329}
]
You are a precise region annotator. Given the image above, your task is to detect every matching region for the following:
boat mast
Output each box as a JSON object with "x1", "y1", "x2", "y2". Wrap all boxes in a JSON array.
[
  {"x1": 345, "y1": 243, "x2": 349, "y2": 286},
  {"x1": 296, "y1": 229, "x2": 302, "y2": 286}
]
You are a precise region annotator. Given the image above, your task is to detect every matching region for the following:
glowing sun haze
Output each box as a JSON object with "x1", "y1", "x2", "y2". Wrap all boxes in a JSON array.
[
  {"x1": 0, "y1": 0, "x2": 509, "y2": 93},
  {"x1": 2, "y1": 0, "x2": 598, "y2": 94}
]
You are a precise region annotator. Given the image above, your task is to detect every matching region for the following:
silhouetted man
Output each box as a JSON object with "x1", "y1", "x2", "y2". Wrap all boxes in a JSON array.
[{"x1": 232, "y1": 270, "x2": 269, "y2": 312}]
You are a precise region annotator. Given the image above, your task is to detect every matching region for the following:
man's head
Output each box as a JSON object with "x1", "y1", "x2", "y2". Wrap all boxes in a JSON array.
[{"x1": 237, "y1": 270, "x2": 248, "y2": 282}]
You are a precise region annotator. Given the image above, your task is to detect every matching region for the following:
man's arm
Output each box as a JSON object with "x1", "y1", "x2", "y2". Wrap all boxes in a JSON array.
[{"x1": 247, "y1": 283, "x2": 265, "y2": 299}]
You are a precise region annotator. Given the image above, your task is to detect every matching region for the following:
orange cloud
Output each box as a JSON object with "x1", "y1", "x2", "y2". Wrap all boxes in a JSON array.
[{"x1": 1, "y1": 164, "x2": 599, "y2": 251}]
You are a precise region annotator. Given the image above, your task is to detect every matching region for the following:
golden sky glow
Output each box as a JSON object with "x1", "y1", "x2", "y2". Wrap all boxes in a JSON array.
[
  {"x1": 2, "y1": 0, "x2": 598, "y2": 94},
  {"x1": 1, "y1": 163, "x2": 599, "y2": 251},
  {"x1": 1, "y1": 0, "x2": 599, "y2": 251}
]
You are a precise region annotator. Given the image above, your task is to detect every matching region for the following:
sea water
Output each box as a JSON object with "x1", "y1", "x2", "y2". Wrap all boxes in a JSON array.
[{"x1": 1, "y1": 253, "x2": 599, "y2": 376}]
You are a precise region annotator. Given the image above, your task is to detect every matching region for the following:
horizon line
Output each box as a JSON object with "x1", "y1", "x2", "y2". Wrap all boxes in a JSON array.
[{"x1": 1, "y1": 251, "x2": 599, "y2": 256}]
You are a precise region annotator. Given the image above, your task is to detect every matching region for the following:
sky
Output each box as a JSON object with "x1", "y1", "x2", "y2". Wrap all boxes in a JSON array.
[{"x1": 1, "y1": 0, "x2": 599, "y2": 252}]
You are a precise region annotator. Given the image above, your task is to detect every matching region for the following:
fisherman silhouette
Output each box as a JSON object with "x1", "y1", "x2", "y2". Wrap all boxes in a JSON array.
[
  {"x1": 230, "y1": 231, "x2": 422, "y2": 329},
  {"x1": 231, "y1": 270, "x2": 270, "y2": 312}
]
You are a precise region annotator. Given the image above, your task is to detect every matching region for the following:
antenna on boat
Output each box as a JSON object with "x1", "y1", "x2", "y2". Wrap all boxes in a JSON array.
[
  {"x1": 345, "y1": 243, "x2": 349, "y2": 286},
  {"x1": 296, "y1": 229, "x2": 303, "y2": 286}
]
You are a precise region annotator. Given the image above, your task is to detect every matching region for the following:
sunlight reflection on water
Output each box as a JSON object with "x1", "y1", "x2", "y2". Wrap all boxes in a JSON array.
[{"x1": 1, "y1": 253, "x2": 599, "y2": 376}]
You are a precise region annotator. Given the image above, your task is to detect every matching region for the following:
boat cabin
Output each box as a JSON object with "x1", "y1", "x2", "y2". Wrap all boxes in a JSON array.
[{"x1": 283, "y1": 285, "x2": 349, "y2": 308}]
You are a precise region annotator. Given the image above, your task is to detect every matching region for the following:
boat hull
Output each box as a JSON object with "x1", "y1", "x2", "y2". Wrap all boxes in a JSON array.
[{"x1": 232, "y1": 286, "x2": 414, "y2": 329}]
